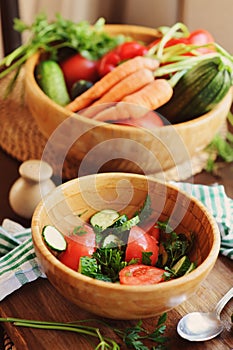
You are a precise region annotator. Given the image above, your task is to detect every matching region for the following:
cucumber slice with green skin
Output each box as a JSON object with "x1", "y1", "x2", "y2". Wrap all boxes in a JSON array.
[
  {"x1": 184, "y1": 261, "x2": 196, "y2": 275},
  {"x1": 90, "y1": 209, "x2": 120, "y2": 230},
  {"x1": 102, "y1": 234, "x2": 123, "y2": 248},
  {"x1": 112, "y1": 214, "x2": 128, "y2": 227},
  {"x1": 172, "y1": 255, "x2": 191, "y2": 277},
  {"x1": 42, "y1": 225, "x2": 67, "y2": 252},
  {"x1": 113, "y1": 215, "x2": 140, "y2": 233}
]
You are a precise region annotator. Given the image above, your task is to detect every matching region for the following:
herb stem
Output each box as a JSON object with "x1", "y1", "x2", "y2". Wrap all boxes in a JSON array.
[{"x1": 0, "y1": 317, "x2": 120, "y2": 350}]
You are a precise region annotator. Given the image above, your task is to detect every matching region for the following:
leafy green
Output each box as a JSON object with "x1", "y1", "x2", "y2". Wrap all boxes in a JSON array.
[
  {"x1": 79, "y1": 256, "x2": 112, "y2": 282},
  {"x1": 72, "y1": 225, "x2": 88, "y2": 236},
  {"x1": 0, "y1": 13, "x2": 125, "y2": 79},
  {"x1": 205, "y1": 111, "x2": 233, "y2": 173},
  {"x1": 115, "y1": 313, "x2": 169, "y2": 350},
  {"x1": 136, "y1": 195, "x2": 153, "y2": 223},
  {"x1": 92, "y1": 247, "x2": 128, "y2": 282},
  {"x1": 0, "y1": 314, "x2": 169, "y2": 350},
  {"x1": 142, "y1": 251, "x2": 153, "y2": 265},
  {"x1": 156, "y1": 221, "x2": 195, "y2": 272}
]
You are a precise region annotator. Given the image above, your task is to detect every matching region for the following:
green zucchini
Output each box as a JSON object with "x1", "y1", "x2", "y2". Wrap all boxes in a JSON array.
[
  {"x1": 42, "y1": 225, "x2": 67, "y2": 252},
  {"x1": 90, "y1": 209, "x2": 120, "y2": 230},
  {"x1": 184, "y1": 261, "x2": 196, "y2": 275},
  {"x1": 172, "y1": 255, "x2": 191, "y2": 276},
  {"x1": 35, "y1": 60, "x2": 70, "y2": 106},
  {"x1": 158, "y1": 57, "x2": 232, "y2": 123}
]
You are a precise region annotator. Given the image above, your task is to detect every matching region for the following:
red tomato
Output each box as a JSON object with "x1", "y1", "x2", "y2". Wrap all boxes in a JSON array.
[
  {"x1": 188, "y1": 29, "x2": 215, "y2": 54},
  {"x1": 113, "y1": 111, "x2": 164, "y2": 129},
  {"x1": 164, "y1": 37, "x2": 189, "y2": 47},
  {"x1": 125, "y1": 226, "x2": 159, "y2": 266},
  {"x1": 97, "y1": 51, "x2": 121, "y2": 77},
  {"x1": 59, "y1": 225, "x2": 96, "y2": 271},
  {"x1": 146, "y1": 223, "x2": 160, "y2": 242},
  {"x1": 188, "y1": 29, "x2": 214, "y2": 45},
  {"x1": 119, "y1": 264, "x2": 165, "y2": 285},
  {"x1": 98, "y1": 41, "x2": 148, "y2": 77},
  {"x1": 115, "y1": 41, "x2": 148, "y2": 60},
  {"x1": 60, "y1": 54, "x2": 99, "y2": 90}
]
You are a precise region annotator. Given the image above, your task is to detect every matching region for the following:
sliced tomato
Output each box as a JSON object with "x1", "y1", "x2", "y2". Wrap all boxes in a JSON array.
[
  {"x1": 119, "y1": 264, "x2": 165, "y2": 285},
  {"x1": 125, "y1": 226, "x2": 159, "y2": 266},
  {"x1": 59, "y1": 225, "x2": 96, "y2": 271},
  {"x1": 60, "y1": 53, "x2": 99, "y2": 90}
]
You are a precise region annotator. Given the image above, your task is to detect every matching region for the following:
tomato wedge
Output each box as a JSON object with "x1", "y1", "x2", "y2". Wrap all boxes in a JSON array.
[
  {"x1": 125, "y1": 226, "x2": 159, "y2": 265},
  {"x1": 119, "y1": 264, "x2": 165, "y2": 285},
  {"x1": 59, "y1": 225, "x2": 96, "y2": 271}
]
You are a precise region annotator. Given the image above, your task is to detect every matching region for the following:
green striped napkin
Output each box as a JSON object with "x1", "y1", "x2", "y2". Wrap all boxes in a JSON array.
[
  {"x1": 0, "y1": 183, "x2": 232, "y2": 301},
  {"x1": 174, "y1": 182, "x2": 233, "y2": 260},
  {"x1": 0, "y1": 219, "x2": 46, "y2": 301}
]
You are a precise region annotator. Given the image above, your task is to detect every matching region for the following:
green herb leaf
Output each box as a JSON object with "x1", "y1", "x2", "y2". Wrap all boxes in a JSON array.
[
  {"x1": 142, "y1": 251, "x2": 153, "y2": 265},
  {"x1": 93, "y1": 247, "x2": 127, "y2": 282},
  {"x1": 72, "y1": 225, "x2": 88, "y2": 236},
  {"x1": 115, "y1": 314, "x2": 168, "y2": 350}
]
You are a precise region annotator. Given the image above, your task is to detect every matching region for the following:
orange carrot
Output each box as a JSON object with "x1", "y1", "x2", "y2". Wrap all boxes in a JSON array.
[
  {"x1": 65, "y1": 56, "x2": 159, "y2": 112},
  {"x1": 122, "y1": 79, "x2": 173, "y2": 111},
  {"x1": 91, "y1": 68, "x2": 154, "y2": 106},
  {"x1": 92, "y1": 79, "x2": 173, "y2": 122}
]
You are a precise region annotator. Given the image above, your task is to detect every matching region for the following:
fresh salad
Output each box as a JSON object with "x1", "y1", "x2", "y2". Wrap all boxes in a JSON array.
[{"x1": 42, "y1": 196, "x2": 196, "y2": 285}]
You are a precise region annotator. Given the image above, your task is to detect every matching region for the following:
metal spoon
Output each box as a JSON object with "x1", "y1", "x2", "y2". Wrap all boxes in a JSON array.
[{"x1": 177, "y1": 287, "x2": 233, "y2": 341}]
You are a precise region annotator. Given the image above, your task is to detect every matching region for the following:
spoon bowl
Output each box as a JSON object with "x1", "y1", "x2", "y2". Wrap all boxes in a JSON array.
[{"x1": 177, "y1": 287, "x2": 233, "y2": 341}]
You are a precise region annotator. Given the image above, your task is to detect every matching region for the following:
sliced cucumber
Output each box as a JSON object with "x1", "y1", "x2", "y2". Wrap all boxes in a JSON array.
[
  {"x1": 102, "y1": 234, "x2": 123, "y2": 248},
  {"x1": 112, "y1": 214, "x2": 128, "y2": 227},
  {"x1": 42, "y1": 225, "x2": 67, "y2": 252},
  {"x1": 113, "y1": 215, "x2": 140, "y2": 233},
  {"x1": 90, "y1": 209, "x2": 119, "y2": 230},
  {"x1": 184, "y1": 262, "x2": 196, "y2": 275},
  {"x1": 172, "y1": 255, "x2": 191, "y2": 277}
]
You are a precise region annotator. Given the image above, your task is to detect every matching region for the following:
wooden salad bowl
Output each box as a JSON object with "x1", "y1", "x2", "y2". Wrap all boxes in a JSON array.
[
  {"x1": 24, "y1": 24, "x2": 233, "y2": 176},
  {"x1": 31, "y1": 173, "x2": 220, "y2": 320}
]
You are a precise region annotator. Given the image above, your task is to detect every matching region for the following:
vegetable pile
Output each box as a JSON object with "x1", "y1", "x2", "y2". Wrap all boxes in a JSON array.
[
  {"x1": 42, "y1": 196, "x2": 196, "y2": 285},
  {"x1": 1, "y1": 14, "x2": 233, "y2": 128}
]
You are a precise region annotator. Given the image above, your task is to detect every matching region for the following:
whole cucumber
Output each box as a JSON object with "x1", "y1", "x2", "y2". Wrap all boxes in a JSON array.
[{"x1": 35, "y1": 60, "x2": 70, "y2": 106}]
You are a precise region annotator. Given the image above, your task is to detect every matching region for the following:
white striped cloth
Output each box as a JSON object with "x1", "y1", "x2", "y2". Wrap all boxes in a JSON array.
[
  {"x1": 0, "y1": 219, "x2": 46, "y2": 301},
  {"x1": 0, "y1": 183, "x2": 232, "y2": 301}
]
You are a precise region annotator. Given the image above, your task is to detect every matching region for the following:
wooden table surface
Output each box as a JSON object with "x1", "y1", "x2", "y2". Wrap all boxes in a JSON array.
[{"x1": 0, "y1": 147, "x2": 233, "y2": 349}]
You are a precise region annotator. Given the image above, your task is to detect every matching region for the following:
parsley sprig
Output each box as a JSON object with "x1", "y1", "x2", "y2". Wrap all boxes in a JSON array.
[
  {"x1": 0, "y1": 13, "x2": 124, "y2": 79},
  {"x1": 0, "y1": 314, "x2": 169, "y2": 350},
  {"x1": 115, "y1": 313, "x2": 168, "y2": 350}
]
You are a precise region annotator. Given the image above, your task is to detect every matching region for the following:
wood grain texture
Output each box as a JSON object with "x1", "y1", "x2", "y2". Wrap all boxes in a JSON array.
[{"x1": 1, "y1": 256, "x2": 232, "y2": 349}]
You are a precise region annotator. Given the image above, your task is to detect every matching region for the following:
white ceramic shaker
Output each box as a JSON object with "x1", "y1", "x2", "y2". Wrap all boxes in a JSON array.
[{"x1": 9, "y1": 160, "x2": 56, "y2": 219}]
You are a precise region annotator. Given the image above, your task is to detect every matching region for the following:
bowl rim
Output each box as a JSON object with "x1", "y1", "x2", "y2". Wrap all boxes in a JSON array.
[{"x1": 31, "y1": 172, "x2": 221, "y2": 292}]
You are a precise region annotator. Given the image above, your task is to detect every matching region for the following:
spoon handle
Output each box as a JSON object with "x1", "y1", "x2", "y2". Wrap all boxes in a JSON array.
[{"x1": 214, "y1": 287, "x2": 233, "y2": 317}]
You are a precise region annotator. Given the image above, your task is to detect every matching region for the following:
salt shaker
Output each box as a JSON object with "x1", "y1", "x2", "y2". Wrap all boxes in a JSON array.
[{"x1": 9, "y1": 160, "x2": 56, "y2": 219}]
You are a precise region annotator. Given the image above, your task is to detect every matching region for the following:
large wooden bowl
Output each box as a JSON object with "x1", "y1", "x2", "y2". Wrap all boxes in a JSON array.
[
  {"x1": 24, "y1": 24, "x2": 233, "y2": 176},
  {"x1": 31, "y1": 173, "x2": 220, "y2": 320}
]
